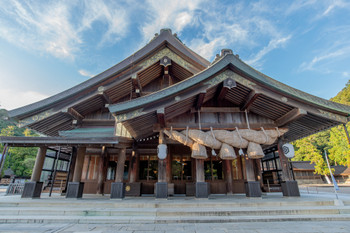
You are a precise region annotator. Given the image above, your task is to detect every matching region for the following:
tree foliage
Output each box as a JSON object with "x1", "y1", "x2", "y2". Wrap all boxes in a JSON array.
[
  {"x1": 0, "y1": 109, "x2": 38, "y2": 178},
  {"x1": 293, "y1": 80, "x2": 350, "y2": 174}
]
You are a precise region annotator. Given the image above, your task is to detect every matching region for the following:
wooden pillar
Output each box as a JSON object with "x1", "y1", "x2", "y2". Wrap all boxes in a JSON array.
[
  {"x1": 254, "y1": 159, "x2": 263, "y2": 188},
  {"x1": 97, "y1": 146, "x2": 108, "y2": 194},
  {"x1": 195, "y1": 159, "x2": 205, "y2": 182},
  {"x1": 244, "y1": 155, "x2": 261, "y2": 197},
  {"x1": 129, "y1": 150, "x2": 139, "y2": 183},
  {"x1": 31, "y1": 146, "x2": 47, "y2": 182},
  {"x1": 66, "y1": 147, "x2": 86, "y2": 198},
  {"x1": 244, "y1": 156, "x2": 255, "y2": 182},
  {"x1": 278, "y1": 139, "x2": 300, "y2": 196},
  {"x1": 224, "y1": 160, "x2": 233, "y2": 194},
  {"x1": 22, "y1": 146, "x2": 47, "y2": 198},
  {"x1": 111, "y1": 148, "x2": 127, "y2": 199},
  {"x1": 72, "y1": 147, "x2": 86, "y2": 182},
  {"x1": 192, "y1": 158, "x2": 197, "y2": 181},
  {"x1": 115, "y1": 148, "x2": 126, "y2": 182},
  {"x1": 156, "y1": 131, "x2": 168, "y2": 198},
  {"x1": 277, "y1": 140, "x2": 292, "y2": 181},
  {"x1": 195, "y1": 158, "x2": 208, "y2": 198},
  {"x1": 166, "y1": 149, "x2": 172, "y2": 183},
  {"x1": 67, "y1": 147, "x2": 78, "y2": 183},
  {"x1": 158, "y1": 131, "x2": 166, "y2": 182}
]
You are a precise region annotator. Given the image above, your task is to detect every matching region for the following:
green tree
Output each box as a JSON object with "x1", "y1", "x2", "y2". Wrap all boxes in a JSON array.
[
  {"x1": 293, "y1": 135, "x2": 329, "y2": 175},
  {"x1": 0, "y1": 120, "x2": 38, "y2": 178},
  {"x1": 329, "y1": 124, "x2": 350, "y2": 167}
]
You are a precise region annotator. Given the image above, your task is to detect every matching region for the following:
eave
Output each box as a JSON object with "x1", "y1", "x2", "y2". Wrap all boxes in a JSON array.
[{"x1": 9, "y1": 29, "x2": 209, "y2": 121}]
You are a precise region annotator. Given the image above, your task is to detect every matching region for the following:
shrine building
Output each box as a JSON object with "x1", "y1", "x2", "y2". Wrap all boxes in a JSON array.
[{"x1": 1, "y1": 28, "x2": 350, "y2": 199}]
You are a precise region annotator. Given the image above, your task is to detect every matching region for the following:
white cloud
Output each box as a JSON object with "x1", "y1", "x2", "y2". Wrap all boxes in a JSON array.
[
  {"x1": 300, "y1": 48, "x2": 349, "y2": 71},
  {"x1": 78, "y1": 69, "x2": 94, "y2": 78},
  {"x1": 0, "y1": 1, "x2": 129, "y2": 59},
  {"x1": 246, "y1": 35, "x2": 292, "y2": 68},
  {"x1": 140, "y1": 0, "x2": 204, "y2": 42},
  {"x1": 322, "y1": 0, "x2": 348, "y2": 16},
  {"x1": 0, "y1": 88, "x2": 48, "y2": 110},
  {"x1": 342, "y1": 72, "x2": 349, "y2": 78}
]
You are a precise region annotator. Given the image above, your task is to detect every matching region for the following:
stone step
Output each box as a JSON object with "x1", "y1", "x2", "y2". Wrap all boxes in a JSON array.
[
  {"x1": 1, "y1": 214, "x2": 350, "y2": 224},
  {"x1": 0, "y1": 205, "x2": 349, "y2": 217},
  {"x1": 0, "y1": 200, "x2": 335, "y2": 209}
]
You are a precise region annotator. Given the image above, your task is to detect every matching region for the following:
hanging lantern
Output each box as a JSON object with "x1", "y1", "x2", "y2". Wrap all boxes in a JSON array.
[{"x1": 157, "y1": 144, "x2": 167, "y2": 160}]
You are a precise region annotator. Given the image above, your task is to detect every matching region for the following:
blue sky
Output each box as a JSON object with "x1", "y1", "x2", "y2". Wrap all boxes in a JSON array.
[{"x1": 0, "y1": 0, "x2": 350, "y2": 110}]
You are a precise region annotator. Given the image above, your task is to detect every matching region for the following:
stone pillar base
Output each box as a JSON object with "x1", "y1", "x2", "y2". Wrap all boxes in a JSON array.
[
  {"x1": 111, "y1": 182, "x2": 125, "y2": 199},
  {"x1": 21, "y1": 181, "x2": 43, "y2": 198},
  {"x1": 196, "y1": 182, "x2": 209, "y2": 198},
  {"x1": 245, "y1": 181, "x2": 262, "y2": 197},
  {"x1": 155, "y1": 182, "x2": 168, "y2": 198},
  {"x1": 125, "y1": 182, "x2": 141, "y2": 196},
  {"x1": 281, "y1": 181, "x2": 300, "y2": 197},
  {"x1": 66, "y1": 182, "x2": 84, "y2": 198}
]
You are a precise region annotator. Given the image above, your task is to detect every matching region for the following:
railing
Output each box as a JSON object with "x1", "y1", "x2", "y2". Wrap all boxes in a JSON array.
[{"x1": 5, "y1": 183, "x2": 24, "y2": 195}]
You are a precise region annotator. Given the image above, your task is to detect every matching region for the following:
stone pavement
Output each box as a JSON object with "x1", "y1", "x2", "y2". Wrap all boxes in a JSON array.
[
  {"x1": 0, "y1": 221, "x2": 350, "y2": 233},
  {"x1": 0, "y1": 186, "x2": 350, "y2": 232}
]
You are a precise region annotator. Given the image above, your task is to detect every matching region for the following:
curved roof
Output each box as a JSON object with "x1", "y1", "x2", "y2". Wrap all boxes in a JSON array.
[
  {"x1": 109, "y1": 53, "x2": 350, "y2": 116},
  {"x1": 9, "y1": 29, "x2": 210, "y2": 120}
]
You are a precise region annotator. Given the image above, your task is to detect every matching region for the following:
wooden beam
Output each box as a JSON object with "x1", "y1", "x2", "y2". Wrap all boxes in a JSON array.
[
  {"x1": 131, "y1": 74, "x2": 142, "y2": 97},
  {"x1": 275, "y1": 108, "x2": 307, "y2": 127},
  {"x1": 101, "y1": 92, "x2": 111, "y2": 104},
  {"x1": 249, "y1": 85, "x2": 349, "y2": 124},
  {"x1": 157, "y1": 108, "x2": 166, "y2": 128},
  {"x1": 81, "y1": 119, "x2": 114, "y2": 126},
  {"x1": 240, "y1": 90, "x2": 260, "y2": 111},
  {"x1": 218, "y1": 85, "x2": 228, "y2": 101},
  {"x1": 195, "y1": 92, "x2": 206, "y2": 110},
  {"x1": 163, "y1": 122, "x2": 278, "y2": 130},
  {"x1": 63, "y1": 107, "x2": 84, "y2": 121},
  {"x1": 191, "y1": 107, "x2": 241, "y2": 113}
]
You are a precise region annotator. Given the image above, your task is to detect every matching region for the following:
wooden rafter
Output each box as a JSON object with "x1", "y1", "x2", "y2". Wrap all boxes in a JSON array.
[
  {"x1": 195, "y1": 92, "x2": 206, "y2": 110},
  {"x1": 157, "y1": 108, "x2": 166, "y2": 128},
  {"x1": 191, "y1": 107, "x2": 241, "y2": 113},
  {"x1": 217, "y1": 85, "x2": 228, "y2": 101},
  {"x1": 275, "y1": 108, "x2": 307, "y2": 127},
  {"x1": 63, "y1": 107, "x2": 84, "y2": 121},
  {"x1": 131, "y1": 74, "x2": 142, "y2": 98},
  {"x1": 240, "y1": 90, "x2": 261, "y2": 111}
]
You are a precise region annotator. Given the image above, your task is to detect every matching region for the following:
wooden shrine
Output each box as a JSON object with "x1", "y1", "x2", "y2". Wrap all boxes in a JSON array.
[{"x1": 1, "y1": 28, "x2": 350, "y2": 199}]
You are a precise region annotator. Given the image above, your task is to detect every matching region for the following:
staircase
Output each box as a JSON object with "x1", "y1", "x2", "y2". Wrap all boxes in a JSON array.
[{"x1": 0, "y1": 194, "x2": 350, "y2": 224}]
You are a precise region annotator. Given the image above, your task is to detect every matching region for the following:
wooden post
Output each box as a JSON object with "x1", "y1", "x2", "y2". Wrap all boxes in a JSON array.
[
  {"x1": 31, "y1": 146, "x2": 47, "y2": 182},
  {"x1": 72, "y1": 147, "x2": 86, "y2": 183},
  {"x1": 115, "y1": 148, "x2": 126, "y2": 182},
  {"x1": 22, "y1": 146, "x2": 47, "y2": 198},
  {"x1": 97, "y1": 146, "x2": 107, "y2": 194},
  {"x1": 195, "y1": 158, "x2": 208, "y2": 198},
  {"x1": 244, "y1": 155, "x2": 261, "y2": 197},
  {"x1": 166, "y1": 149, "x2": 172, "y2": 183},
  {"x1": 244, "y1": 156, "x2": 255, "y2": 182},
  {"x1": 156, "y1": 131, "x2": 168, "y2": 198},
  {"x1": 67, "y1": 147, "x2": 77, "y2": 183},
  {"x1": 66, "y1": 147, "x2": 86, "y2": 198},
  {"x1": 195, "y1": 159, "x2": 205, "y2": 182},
  {"x1": 111, "y1": 148, "x2": 127, "y2": 199},
  {"x1": 129, "y1": 150, "x2": 138, "y2": 183},
  {"x1": 278, "y1": 139, "x2": 300, "y2": 196},
  {"x1": 277, "y1": 140, "x2": 291, "y2": 181},
  {"x1": 254, "y1": 159, "x2": 264, "y2": 188},
  {"x1": 224, "y1": 160, "x2": 233, "y2": 194}
]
